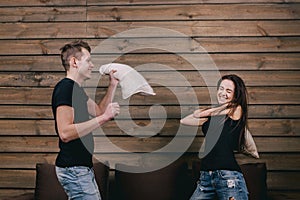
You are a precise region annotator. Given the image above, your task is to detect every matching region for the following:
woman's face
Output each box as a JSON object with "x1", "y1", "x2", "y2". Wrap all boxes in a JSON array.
[{"x1": 217, "y1": 79, "x2": 235, "y2": 104}]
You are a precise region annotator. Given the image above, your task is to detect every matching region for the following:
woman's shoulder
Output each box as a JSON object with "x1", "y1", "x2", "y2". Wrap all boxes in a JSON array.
[{"x1": 229, "y1": 105, "x2": 242, "y2": 121}]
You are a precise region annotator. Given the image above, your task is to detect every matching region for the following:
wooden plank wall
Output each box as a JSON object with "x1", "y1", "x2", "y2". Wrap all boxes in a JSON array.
[{"x1": 0, "y1": 0, "x2": 299, "y2": 199}]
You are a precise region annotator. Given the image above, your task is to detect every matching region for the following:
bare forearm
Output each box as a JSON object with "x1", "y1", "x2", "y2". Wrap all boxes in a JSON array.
[
  {"x1": 180, "y1": 113, "x2": 208, "y2": 126},
  {"x1": 60, "y1": 116, "x2": 110, "y2": 142},
  {"x1": 97, "y1": 83, "x2": 117, "y2": 115},
  {"x1": 193, "y1": 104, "x2": 228, "y2": 118}
]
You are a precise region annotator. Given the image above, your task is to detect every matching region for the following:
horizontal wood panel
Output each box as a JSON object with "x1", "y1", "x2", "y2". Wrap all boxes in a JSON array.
[
  {"x1": 1, "y1": 4, "x2": 299, "y2": 22},
  {"x1": 0, "y1": 37, "x2": 299, "y2": 55},
  {"x1": 87, "y1": 0, "x2": 300, "y2": 5},
  {"x1": 1, "y1": 53, "x2": 299, "y2": 72},
  {"x1": 1, "y1": 21, "x2": 300, "y2": 39},
  {"x1": 0, "y1": 153, "x2": 299, "y2": 171},
  {"x1": 86, "y1": 20, "x2": 300, "y2": 37},
  {"x1": 0, "y1": 136, "x2": 299, "y2": 153},
  {"x1": 0, "y1": 7, "x2": 86, "y2": 22},
  {"x1": 0, "y1": 71, "x2": 299, "y2": 87},
  {"x1": 87, "y1": 4, "x2": 300, "y2": 21},
  {"x1": 0, "y1": 0, "x2": 298, "y2": 198},
  {"x1": 0, "y1": 170, "x2": 36, "y2": 188},
  {"x1": 1, "y1": 86, "x2": 299, "y2": 105},
  {"x1": 0, "y1": 119, "x2": 298, "y2": 136},
  {"x1": 0, "y1": 189, "x2": 34, "y2": 200},
  {"x1": 0, "y1": 105, "x2": 299, "y2": 119},
  {"x1": 0, "y1": 153, "x2": 56, "y2": 169},
  {"x1": 0, "y1": 0, "x2": 85, "y2": 7},
  {"x1": 0, "y1": 169, "x2": 298, "y2": 190},
  {"x1": 2, "y1": 0, "x2": 300, "y2": 7}
]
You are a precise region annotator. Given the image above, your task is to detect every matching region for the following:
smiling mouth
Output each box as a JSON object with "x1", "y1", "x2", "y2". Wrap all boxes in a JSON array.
[{"x1": 218, "y1": 97, "x2": 228, "y2": 102}]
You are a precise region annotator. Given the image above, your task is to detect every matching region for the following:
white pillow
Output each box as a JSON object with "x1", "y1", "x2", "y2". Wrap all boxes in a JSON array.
[
  {"x1": 241, "y1": 128, "x2": 260, "y2": 159},
  {"x1": 99, "y1": 63, "x2": 156, "y2": 99}
]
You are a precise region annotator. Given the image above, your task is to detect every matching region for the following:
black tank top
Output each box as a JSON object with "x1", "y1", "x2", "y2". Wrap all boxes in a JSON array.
[{"x1": 200, "y1": 115, "x2": 242, "y2": 172}]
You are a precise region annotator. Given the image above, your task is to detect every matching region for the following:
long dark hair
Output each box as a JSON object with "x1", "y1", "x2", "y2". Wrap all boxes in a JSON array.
[{"x1": 217, "y1": 74, "x2": 248, "y2": 150}]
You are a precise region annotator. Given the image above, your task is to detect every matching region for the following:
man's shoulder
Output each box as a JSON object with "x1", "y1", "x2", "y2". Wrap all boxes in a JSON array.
[{"x1": 54, "y1": 78, "x2": 74, "y2": 89}]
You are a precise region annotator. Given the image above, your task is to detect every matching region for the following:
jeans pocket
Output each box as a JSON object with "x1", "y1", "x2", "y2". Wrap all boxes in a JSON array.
[
  {"x1": 72, "y1": 167, "x2": 98, "y2": 195},
  {"x1": 71, "y1": 166, "x2": 90, "y2": 177},
  {"x1": 218, "y1": 170, "x2": 239, "y2": 180}
]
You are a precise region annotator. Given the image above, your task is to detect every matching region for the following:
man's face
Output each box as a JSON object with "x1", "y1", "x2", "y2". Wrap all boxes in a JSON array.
[{"x1": 76, "y1": 48, "x2": 94, "y2": 80}]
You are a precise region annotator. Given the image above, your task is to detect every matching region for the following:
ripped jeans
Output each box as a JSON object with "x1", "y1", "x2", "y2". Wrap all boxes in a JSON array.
[{"x1": 190, "y1": 170, "x2": 248, "y2": 200}]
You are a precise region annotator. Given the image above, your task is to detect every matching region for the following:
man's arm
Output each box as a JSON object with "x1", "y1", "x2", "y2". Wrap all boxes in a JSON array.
[
  {"x1": 56, "y1": 102, "x2": 119, "y2": 143},
  {"x1": 88, "y1": 70, "x2": 119, "y2": 117}
]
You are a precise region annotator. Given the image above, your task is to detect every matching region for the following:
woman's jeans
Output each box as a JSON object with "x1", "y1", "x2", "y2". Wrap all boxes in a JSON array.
[
  {"x1": 55, "y1": 166, "x2": 101, "y2": 200},
  {"x1": 190, "y1": 170, "x2": 248, "y2": 200}
]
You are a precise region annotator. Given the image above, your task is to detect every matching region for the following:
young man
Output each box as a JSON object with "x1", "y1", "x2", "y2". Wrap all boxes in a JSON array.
[{"x1": 52, "y1": 40, "x2": 120, "y2": 199}]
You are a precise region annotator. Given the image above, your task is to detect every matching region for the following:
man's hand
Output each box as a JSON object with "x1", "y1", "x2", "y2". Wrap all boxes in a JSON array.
[
  {"x1": 103, "y1": 102, "x2": 120, "y2": 121},
  {"x1": 109, "y1": 70, "x2": 119, "y2": 87}
]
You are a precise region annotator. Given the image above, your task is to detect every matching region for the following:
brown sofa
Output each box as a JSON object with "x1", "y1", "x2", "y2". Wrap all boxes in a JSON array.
[{"x1": 5, "y1": 161, "x2": 267, "y2": 200}]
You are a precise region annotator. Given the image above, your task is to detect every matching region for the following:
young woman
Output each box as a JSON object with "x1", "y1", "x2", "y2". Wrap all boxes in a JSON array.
[{"x1": 181, "y1": 74, "x2": 249, "y2": 200}]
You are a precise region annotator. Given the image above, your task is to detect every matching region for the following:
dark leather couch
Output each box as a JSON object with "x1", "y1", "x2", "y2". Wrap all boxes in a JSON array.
[{"x1": 4, "y1": 161, "x2": 267, "y2": 200}]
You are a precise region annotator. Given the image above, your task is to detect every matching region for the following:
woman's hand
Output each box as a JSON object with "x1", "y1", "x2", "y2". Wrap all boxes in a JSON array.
[{"x1": 193, "y1": 103, "x2": 229, "y2": 118}]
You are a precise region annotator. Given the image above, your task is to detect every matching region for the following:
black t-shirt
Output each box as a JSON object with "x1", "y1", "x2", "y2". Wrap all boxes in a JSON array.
[
  {"x1": 52, "y1": 78, "x2": 94, "y2": 168},
  {"x1": 200, "y1": 115, "x2": 242, "y2": 172}
]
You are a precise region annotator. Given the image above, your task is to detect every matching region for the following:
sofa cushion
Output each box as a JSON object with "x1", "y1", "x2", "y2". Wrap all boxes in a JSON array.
[
  {"x1": 114, "y1": 161, "x2": 192, "y2": 200},
  {"x1": 34, "y1": 162, "x2": 109, "y2": 200},
  {"x1": 240, "y1": 162, "x2": 268, "y2": 200},
  {"x1": 192, "y1": 161, "x2": 267, "y2": 200}
]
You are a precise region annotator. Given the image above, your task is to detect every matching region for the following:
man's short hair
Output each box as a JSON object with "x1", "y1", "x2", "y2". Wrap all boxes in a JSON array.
[{"x1": 60, "y1": 40, "x2": 91, "y2": 71}]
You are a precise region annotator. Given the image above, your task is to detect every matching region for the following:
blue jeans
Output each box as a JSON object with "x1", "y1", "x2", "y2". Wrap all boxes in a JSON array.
[
  {"x1": 190, "y1": 170, "x2": 248, "y2": 200},
  {"x1": 55, "y1": 166, "x2": 101, "y2": 200}
]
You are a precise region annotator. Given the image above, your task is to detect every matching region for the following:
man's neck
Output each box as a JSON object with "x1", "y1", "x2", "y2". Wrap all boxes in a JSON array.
[{"x1": 66, "y1": 74, "x2": 83, "y2": 86}]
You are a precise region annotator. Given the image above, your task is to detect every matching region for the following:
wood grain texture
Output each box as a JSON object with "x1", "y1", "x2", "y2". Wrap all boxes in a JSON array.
[
  {"x1": 1, "y1": 21, "x2": 300, "y2": 39},
  {"x1": 0, "y1": 86, "x2": 299, "y2": 105},
  {"x1": 1, "y1": 53, "x2": 299, "y2": 71},
  {"x1": 0, "y1": 105, "x2": 299, "y2": 119},
  {"x1": 87, "y1": 4, "x2": 300, "y2": 21},
  {"x1": 0, "y1": 118, "x2": 298, "y2": 136},
  {"x1": 0, "y1": 71, "x2": 299, "y2": 87},
  {"x1": 0, "y1": 0, "x2": 299, "y2": 199},
  {"x1": 0, "y1": 136, "x2": 299, "y2": 153},
  {"x1": 0, "y1": 37, "x2": 299, "y2": 55}
]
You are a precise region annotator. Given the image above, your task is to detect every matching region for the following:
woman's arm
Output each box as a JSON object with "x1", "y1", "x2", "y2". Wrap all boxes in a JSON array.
[
  {"x1": 193, "y1": 103, "x2": 229, "y2": 118},
  {"x1": 193, "y1": 104, "x2": 242, "y2": 120},
  {"x1": 180, "y1": 109, "x2": 208, "y2": 126},
  {"x1": 180, "y1": 103, "x2": 232, "y2": 126}
]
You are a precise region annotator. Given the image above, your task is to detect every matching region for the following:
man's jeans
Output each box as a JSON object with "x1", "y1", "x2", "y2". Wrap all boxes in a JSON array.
[
  {"x1": 190, "y1": 170, "x2": 248, "y2": 200},
  {"x1": 55, "y1": 166, "x2": 101, "y2": 200}
]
